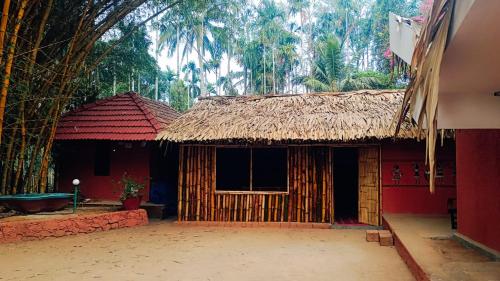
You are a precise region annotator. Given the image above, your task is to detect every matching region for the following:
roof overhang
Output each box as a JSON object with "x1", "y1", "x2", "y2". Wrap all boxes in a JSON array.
[{"x1": 438, "y1": 0, "x2": 500, "y2": 129}]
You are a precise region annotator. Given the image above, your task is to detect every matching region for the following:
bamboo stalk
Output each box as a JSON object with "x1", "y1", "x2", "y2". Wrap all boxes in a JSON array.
[
  {"x1": 211, "y1": 147, "x2": 215, "y2": 221},
  {"x1": 196, "y1": 147, "x2": 201, "y2": 221},
  {"x1": 216, "y1": 194, "x2": 220, "y2": 221},
  {"x1": 329, "y1": 148, "x2": 333, "y2": 223},
  {"x1": 204, "y1": 147, "x2": 209, "y2": 220},
  {"x1": 185, "y1": 147, "x2": 191, "y2": 221},
  {"x1": 297, "y1": 148, "x2": 302, "y2": 222},
  {"x1": 321, "y1": 150, "x2": 326, "y2": 223},
  {"x1": 245, "y1": 195, "x2": 249, "y2": 222},
  {"x1": 239, "y1": 194, "x2": 244, "y2": 221},
  {"x1": 261, "y1": 194, "x2": 265, "y2": 222},
  {"x1": 312, "y1": 149, "x2": 317, "y2": 222},
  {"x1": 290, "y1": 148, "x2": 295, "y2": 221},
  {"x1": 281, "y1": 194, "x2": 285, "y2": 222},
  {"x1": 0, "y1": 0, "x2": 28, "y2": 146},
  {"x1": 305, "y1": 148, "x2": 309, "y2": 223},
  {"x1": 178, "y1": 146, "x2": 184, "y2": 222}
]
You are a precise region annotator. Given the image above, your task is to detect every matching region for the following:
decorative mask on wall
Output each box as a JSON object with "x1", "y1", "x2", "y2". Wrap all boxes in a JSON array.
[
  {"x1": 413, "y1": 162, "x2": 420, "y2": 184},
  {"x1": 392, "y1": 164, "x2": 402, "y2": 183}
]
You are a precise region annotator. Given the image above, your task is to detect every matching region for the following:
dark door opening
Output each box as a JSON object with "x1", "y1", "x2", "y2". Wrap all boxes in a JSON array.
[
  {"x1": 333, "y1": 148, "x2": 358, "y2": 224},
  {"x1": 150, "y1": 143, "x2": 179, "y2": 217}
]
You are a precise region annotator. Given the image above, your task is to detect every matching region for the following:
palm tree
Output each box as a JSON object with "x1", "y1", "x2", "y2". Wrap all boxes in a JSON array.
[
  {"x1": 182, "y1": 61, "x2": 200, "y2": 105},
  {"x1": 301, "y1": 35, "x2": 343, "y2": 92}
]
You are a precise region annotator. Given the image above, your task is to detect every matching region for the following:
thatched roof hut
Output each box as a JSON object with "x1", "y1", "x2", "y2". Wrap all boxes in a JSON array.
[{"x1": 157, "y1": 90, "x2": 419, "y2": 143}]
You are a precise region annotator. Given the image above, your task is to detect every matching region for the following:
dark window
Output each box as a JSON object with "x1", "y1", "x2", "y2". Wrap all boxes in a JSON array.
[
  {"x1": 216, "y1": 148, "x2": 250, "y2": 191},
  {"x1": 215, "y1": 147, "x2": 288, "y2": 192},
  {"x1": 94, "y1": 142, "x2": 110, "y2": 176},
  {"x1": 252, "y1": 148, "x2": 287, "y2": 191}
]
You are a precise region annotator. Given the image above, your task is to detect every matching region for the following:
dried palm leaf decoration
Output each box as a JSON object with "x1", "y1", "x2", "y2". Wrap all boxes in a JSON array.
[{"x1": 394, "y1": 0, "x2": 455, "y2": 193}]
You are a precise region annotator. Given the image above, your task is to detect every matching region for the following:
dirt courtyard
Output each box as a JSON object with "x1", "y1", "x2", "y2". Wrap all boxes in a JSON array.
[{"x1": 0, "y1": 221, "x2": 413, "y2": 281}]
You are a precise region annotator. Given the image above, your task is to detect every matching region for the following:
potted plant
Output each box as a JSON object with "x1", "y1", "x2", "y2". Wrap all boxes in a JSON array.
[{"x1": 119, "y1": 175, "x2": 145, "y2": 210}]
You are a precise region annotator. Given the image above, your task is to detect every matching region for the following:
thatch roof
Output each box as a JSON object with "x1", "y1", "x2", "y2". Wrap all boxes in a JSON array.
[{"x1": 157, "y1": 90, "x2": 421, "y2": 143}]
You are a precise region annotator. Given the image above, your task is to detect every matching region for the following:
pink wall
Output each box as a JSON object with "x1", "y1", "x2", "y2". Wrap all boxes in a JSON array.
[
  {"x1": 57, "y1": 141, "x2": 151, "y2": 201},
  {"x1": 456, "y1": 129, "x2": 500, "y2": 252},
  {"x1": 381, "y1": 141, "x2": 456, "y2": 214}
]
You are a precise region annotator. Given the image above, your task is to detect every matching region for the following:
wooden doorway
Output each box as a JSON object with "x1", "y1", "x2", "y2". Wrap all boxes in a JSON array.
[{"x1": 358, "y1": 147, "x2": 380, "y2": 226}]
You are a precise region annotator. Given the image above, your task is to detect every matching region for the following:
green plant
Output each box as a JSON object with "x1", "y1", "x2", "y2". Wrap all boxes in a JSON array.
[{"x1": 119, "y1": 175, "x2": 145, "y2": 201}]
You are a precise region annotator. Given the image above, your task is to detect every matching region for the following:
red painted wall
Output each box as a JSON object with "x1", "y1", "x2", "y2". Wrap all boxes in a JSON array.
[
  {"x1": 56, "y1": 141, "x2": 151, "y2": 201},
  {"x1": 381, "y1": 140, "x2": 456, "y2": 214},
  {"x1": 456, "y1": 129, "x2": 500, "y2": 252}
]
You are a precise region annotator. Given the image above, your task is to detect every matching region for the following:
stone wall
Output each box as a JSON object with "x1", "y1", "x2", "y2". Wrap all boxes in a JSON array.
[{"x1": 0, "y1": 209, "x2": 148, "y2": 244}]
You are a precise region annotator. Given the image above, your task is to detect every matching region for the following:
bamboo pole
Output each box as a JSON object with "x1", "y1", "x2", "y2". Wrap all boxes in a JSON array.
[
  {"x1": 305, "y1": 147, "x2": 310, "y2": 223},
  {"x1": 261, "y1": 194, "x2": 265, "y2": 222},
  {"x1": 211, "y1": 147, "x2": 215, "y2": 221},
  {"x1": 292, "y1": 148, "x2": 297, "y2": 222},
  {"x1": 329, "y1": 148, "x2": 334, "y2": 223},
  {"x1": 281, "y1": 194, "x2": 285, "y2": 222},
  {"x1": 185, "y1": 147, "x2": 191, "y2": 221},
  {"x1": 205, "y1": 147, "x2": 209, "y2": 220},
  {"x1": 321, "y1": 150, "x2": 326, "y2": 223},
  {"x1": 290, "y1": 148, "x2": 295, "y2": 221},
  {"x1": 216, "y1": 194, "x2": 220, "y2": 221},
  {"x1": 178, "y1": 147, "x2": 184, "y2": 222},
  {"x1": 239, "y1": 194, "x2": 244, "y2": 221},
  {"x1": 0, "y1": 0, "x2": 28, "y2": 146},
  {"x1": 297, "y1": 148, "x2": 302, "y2": 222},
  {"x1": 196, "y1": 147, "x2": 201, "y2": 220},
  {"x1": 312, "y1": 149, "x2": 317, "y2": 222}
]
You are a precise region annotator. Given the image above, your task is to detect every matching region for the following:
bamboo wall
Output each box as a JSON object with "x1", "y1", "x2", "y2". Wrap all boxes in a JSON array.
[{"x1": 177, "y1": 146, "x2": 334, "y2": 223}]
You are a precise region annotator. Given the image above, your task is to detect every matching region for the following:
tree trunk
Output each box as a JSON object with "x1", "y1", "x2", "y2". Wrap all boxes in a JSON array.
[
  {"x1": 263, "y1": 45, "x2": 266, "y2": 94},
  {"x1": 113, "y1": 67, "x2": 117, "y2": 95},
  {"x1": 155, "y1": 22, "x2": 159, "y2": 100},
  {"x1": 227, "y1": 38, "x2": 231, "y2": 92},
  {"x1": 176, "y1": 15, "x2": 181, "y2": 78},
  {"x1": 243, "y1": 65, "x2": 248, "y2": 95},
  {"x1": 197, "y1": 21, "x2": 206, "y2": 97},
  {"x1": 272, "y1": 46, "x2": 276, "y2": 95}
]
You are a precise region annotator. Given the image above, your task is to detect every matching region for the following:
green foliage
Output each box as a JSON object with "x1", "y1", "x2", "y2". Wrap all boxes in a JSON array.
[
  {"x1": 340, "y1": 71, "x2": 393, "y2": 91},
  {"x1": 89, "y1": 0, "x2": 421, "y2": 100},
  {"x1": 119, "y1": 175, "x2": 146, "y2": 201},
  {"x1": 89, "y1": 23, "x2": 160, "y2": 99},
  {"x1": 169, "y1": 80, "x2": 189, "y2": 112},
  {"x1": 301, "y1": 35, "x2": 343, "y2": 92}
]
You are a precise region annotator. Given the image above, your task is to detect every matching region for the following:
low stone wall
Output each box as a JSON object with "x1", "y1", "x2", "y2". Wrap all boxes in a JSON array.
[{"x1": 0, "y1": 209, "x2": 148, "y2": 244}]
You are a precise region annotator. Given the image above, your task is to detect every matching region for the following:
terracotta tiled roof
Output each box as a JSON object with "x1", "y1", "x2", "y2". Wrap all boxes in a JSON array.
[{"x1": 56, "y1": 92, "x2": 179, "y2": 141}]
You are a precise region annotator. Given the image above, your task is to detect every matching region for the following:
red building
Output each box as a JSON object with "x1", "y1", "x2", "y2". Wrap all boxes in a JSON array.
[{"x1": 55, "y1": 92, "x2": 179, "y2": 203}]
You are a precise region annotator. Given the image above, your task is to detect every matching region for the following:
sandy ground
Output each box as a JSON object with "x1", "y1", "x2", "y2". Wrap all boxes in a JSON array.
[{"x1": 0, "y1": 221, "x2": 413, "y2": 281}]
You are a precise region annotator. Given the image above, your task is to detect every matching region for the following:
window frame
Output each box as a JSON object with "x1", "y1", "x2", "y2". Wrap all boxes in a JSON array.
[{"x1": 215, "y1": 146, "x2": 289, "y2": 194}]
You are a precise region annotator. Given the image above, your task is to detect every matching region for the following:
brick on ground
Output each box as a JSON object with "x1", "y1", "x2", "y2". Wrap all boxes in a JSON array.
[
  {"x1": 366, "y1": 230, "x2": 379, "y2": 242},
  {"x1": 379, "y1": 230, "x2": 394, "y2": 246}
]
